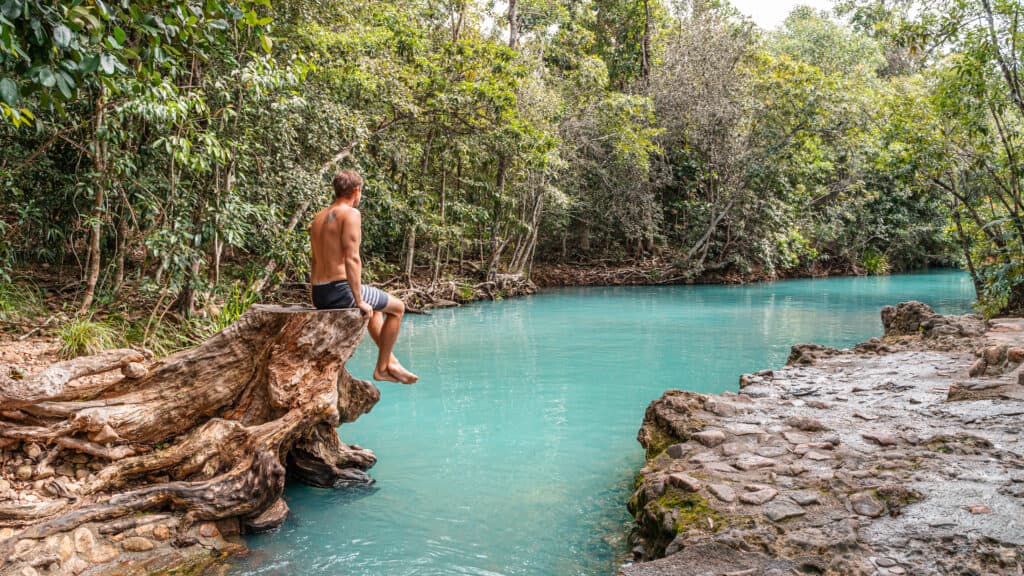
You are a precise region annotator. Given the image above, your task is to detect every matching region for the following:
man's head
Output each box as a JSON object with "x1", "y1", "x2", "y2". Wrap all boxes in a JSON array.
[{"x1": 332, "y1": 170, "x2": 363, "y2": 203}]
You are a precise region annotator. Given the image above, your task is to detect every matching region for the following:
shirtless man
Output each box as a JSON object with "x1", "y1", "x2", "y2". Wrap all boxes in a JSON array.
[{"x1": 309, "y1": 169, "x2": 418, "y2": 384}]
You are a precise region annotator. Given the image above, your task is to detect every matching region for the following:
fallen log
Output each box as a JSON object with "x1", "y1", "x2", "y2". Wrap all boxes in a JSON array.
[{"x1": 0, "y1": 305, "x2": 380, "y2": 574}]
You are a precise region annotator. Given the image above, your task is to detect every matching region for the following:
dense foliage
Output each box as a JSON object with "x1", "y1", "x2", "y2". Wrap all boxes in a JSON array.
[{"x1": 1, "y1": 0, "x2": 1022, "y2": 320}]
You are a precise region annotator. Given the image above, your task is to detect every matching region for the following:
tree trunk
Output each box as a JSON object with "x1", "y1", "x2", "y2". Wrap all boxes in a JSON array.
[
  {"x1": 432, "y1": 168, "x2": 447, "y2": 286},
  {"x1": 79, "y1": 87, "x2": 107, "y2": 313},
  {"x1": 404, "y1": 227, "x2": 417, "y2": 285},
  {"x1": 0, "y1": 306, "x2": 379, "y2": 573},
  {"x1": 641, "y1": 0, "x2": 652, "y2": 84},
  {"x1": 508, "y1": 0, "x2": 520, "y2": 48}
]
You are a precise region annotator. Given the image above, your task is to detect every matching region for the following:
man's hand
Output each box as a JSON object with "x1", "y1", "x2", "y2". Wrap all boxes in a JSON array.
[{"x1": 357, "y1": 301, "x2": 373, "y2": 320}]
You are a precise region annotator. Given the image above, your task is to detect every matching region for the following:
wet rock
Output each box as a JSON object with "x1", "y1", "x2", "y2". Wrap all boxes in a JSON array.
[
  {"x1": 764, "y1": 502, "x2": 805, "y2": 522},
  {"x1": 788, "y1": 343, "x2": 842, "y2": 366},
  {"x1": 693, "y1": 430, "x2": 726, "y2": 447},
  {"x1": 739, "y1": 488, "x2": 778, "y2": 505},
  {"x1": 708, "y1": 483, "x2": 736, "y2": 503},
  {"x1": 786, "y1": 416, "x2": 826, "y2": 431},
  {"x1": 667, "y1": 473, "x2": 702, "y2": 492},
  {"x1": 121, "y1": 536, "x2": 155, "y2": 552},
  {"x1": 849, "y1": 492, "x2": 884, "y2": 517}
]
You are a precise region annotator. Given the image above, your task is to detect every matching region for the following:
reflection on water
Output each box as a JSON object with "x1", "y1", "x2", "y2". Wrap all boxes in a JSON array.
[{"x1": 228, "y1": 271, "x2": 975, "y2": 576}]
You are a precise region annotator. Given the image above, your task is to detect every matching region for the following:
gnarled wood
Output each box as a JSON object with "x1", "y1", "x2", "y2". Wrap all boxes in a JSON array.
[
  {"x1": 0, "y1": 305, "x2": 380, "y2": 574},
  {"x1": 0, "y1": 348, "x2": 143, "y2": 409}
]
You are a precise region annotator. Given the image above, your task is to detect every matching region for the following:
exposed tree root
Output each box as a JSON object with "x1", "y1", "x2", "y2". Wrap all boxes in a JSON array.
[{"x1": 0, "y1": 305, "x2": 380, "y2": 573}]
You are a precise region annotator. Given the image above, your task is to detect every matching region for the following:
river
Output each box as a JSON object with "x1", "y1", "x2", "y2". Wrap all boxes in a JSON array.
[{"x1": 227, "y1": 270, "x2": 975, "y2": 576}]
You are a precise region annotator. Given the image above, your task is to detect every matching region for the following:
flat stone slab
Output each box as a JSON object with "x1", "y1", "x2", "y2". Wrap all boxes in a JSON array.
[
  {"x1": 693, "y1": 430, "x2": 726, "y2": 447},
  {"x1": 707, "y1": 483, "x2": 736, "y2": 503},
  {"x1": 734, "y1": 455, "x2": 775, "y2": 471},
  {"x1": 764, "y1": 502, "x2": 806, "y2": 522},
  {"x1": 739, "y1": 488, "x2": 778, "y2": 505}
]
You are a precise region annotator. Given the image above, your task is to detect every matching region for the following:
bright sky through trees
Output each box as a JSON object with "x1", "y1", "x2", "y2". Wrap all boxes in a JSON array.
[{"x1": 733, "y1": 0, "x2": 836, "y2": 28}]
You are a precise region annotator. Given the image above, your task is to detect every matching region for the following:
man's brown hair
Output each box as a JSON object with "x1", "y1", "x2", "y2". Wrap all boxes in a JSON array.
[{"x1": 332, "y1": 169, "x2": 363, "y2": 199}]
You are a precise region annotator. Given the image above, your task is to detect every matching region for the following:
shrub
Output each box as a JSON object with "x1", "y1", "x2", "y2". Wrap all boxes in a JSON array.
[
  {"x1": 209, "y1": 282, "x2": 260, "y2": 334},
  {"x1": 860, "y1": 247, "x2": 891, "y2": 275}
]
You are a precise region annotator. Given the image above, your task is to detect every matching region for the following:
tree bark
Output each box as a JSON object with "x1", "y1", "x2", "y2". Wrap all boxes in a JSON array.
[
  {"x1": 79, "y1": 86, "x2": 107, "y2": 313},
  {"x1": 0, "y1": 306, "x2": 380, "y2": 572},
  {"x1": 508, "y1": 0, "x2": 520, "y2": 49}
]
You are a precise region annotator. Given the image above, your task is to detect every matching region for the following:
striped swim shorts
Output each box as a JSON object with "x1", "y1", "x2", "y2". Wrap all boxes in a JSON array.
[{"x1": 312, "y1": 279, "x2": 389, "y2": 311}]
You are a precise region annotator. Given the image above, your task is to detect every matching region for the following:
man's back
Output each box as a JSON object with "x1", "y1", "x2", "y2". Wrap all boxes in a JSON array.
[{"x1": 310, "y1": 205, "x2": 356, "y2": 284}]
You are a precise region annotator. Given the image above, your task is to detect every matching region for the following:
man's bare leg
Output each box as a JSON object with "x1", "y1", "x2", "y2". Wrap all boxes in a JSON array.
[
  {"x1": 370, "y1": 297, "x2": 418, "y2": 384},
  {"x1": 366, "y1": 310, "x2": 412, "y2": 377}
]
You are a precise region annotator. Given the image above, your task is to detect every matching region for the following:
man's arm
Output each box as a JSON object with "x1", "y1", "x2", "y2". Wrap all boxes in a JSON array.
[
  {"x1": 309, "y1": 226, "x2": 317, "y2": 305},
  {"x1": 341, "y1": 209, "x2": 372, "y2": 317}
]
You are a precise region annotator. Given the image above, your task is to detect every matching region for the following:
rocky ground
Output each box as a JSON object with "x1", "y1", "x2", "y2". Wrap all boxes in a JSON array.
[{"x1": 620, "y1": 302, "x2": 1024, "y2": 576}]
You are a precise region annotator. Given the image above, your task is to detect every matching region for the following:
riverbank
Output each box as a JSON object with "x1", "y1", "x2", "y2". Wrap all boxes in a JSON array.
[{"x1": 621, "y1": 301, "x2": 1024, "y2": 575}]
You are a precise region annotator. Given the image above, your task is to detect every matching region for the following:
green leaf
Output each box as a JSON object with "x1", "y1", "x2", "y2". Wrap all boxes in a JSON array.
[
  {"x1": 37, "y1": 67, "x2": 56, "y2": 88},
  {"x1": 80, "y1": 53, "x2": 100, "y2": 74},
  {"x1": 67, "y1": 6, "x2": 101, "y2": 30},
  {"x1": 0, "y1": 78, "x2": 18, "y2": 105},
  {"x1": 53, "y1": 24, "x2": 72, "y2": 48},
  {"x1": 0, "y1": 0, "x2": 21, "y2": 20},
  {"x1": 113, "y1": 26, "x2": 126, "y2": 45},
  {"x1": 100, "y1": 52, "x2": 115, "y2": 74},
  {"x1": 54, "y1": 73, "x2": 73, "y2": 98},
  {"x1": 260, "y1": 35, "x2": 272, "y2": 54}
]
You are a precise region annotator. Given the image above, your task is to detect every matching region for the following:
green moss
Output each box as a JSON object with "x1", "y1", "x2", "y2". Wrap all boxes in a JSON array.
[
  {"x1": 655, "y1": 488, "x2": 723, "y2": 535},
  {"x1": 876, "y1": 484, "x2": 923, "y2": 508},
  {"x1": 643, "y1": 426, "x2": 674, "y2": 458}
]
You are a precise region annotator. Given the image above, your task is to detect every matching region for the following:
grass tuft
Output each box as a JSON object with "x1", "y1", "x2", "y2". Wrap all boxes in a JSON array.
[
  {"x1": 57, "y1": 317, "x2": 117, "y2": 359},
  {"x1": 0, "y1": 282, "x2": 42, "y2": 319}
]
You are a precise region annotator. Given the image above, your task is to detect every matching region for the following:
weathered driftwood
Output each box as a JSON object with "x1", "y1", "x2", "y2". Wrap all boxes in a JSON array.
[{"x1": 0, "y1": 305, "x2": 380, "y2": 571}]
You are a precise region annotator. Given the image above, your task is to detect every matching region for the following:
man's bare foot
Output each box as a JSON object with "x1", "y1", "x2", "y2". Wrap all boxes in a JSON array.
[
  {"x1": 386, "y1": 362, "x2": 418, "y2": 385},
  {"x1": 373, "y1": 367, "x2": 401, "y2": 383}
]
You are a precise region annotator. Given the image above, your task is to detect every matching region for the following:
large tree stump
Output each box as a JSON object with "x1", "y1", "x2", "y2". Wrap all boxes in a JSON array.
[{"x1": 0, "y1": 305, "x2": 380, "y2": 574}]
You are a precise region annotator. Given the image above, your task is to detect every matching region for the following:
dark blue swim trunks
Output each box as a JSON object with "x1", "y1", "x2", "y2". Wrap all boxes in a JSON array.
[{"x1": 312, "y1": 280, "x2": 389, "y2": 311}]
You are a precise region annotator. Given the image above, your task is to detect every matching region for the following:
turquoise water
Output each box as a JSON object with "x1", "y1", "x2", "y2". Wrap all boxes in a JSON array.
[{"x1": 228, "y1": 271, "x2": 975, "y2": 576}]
